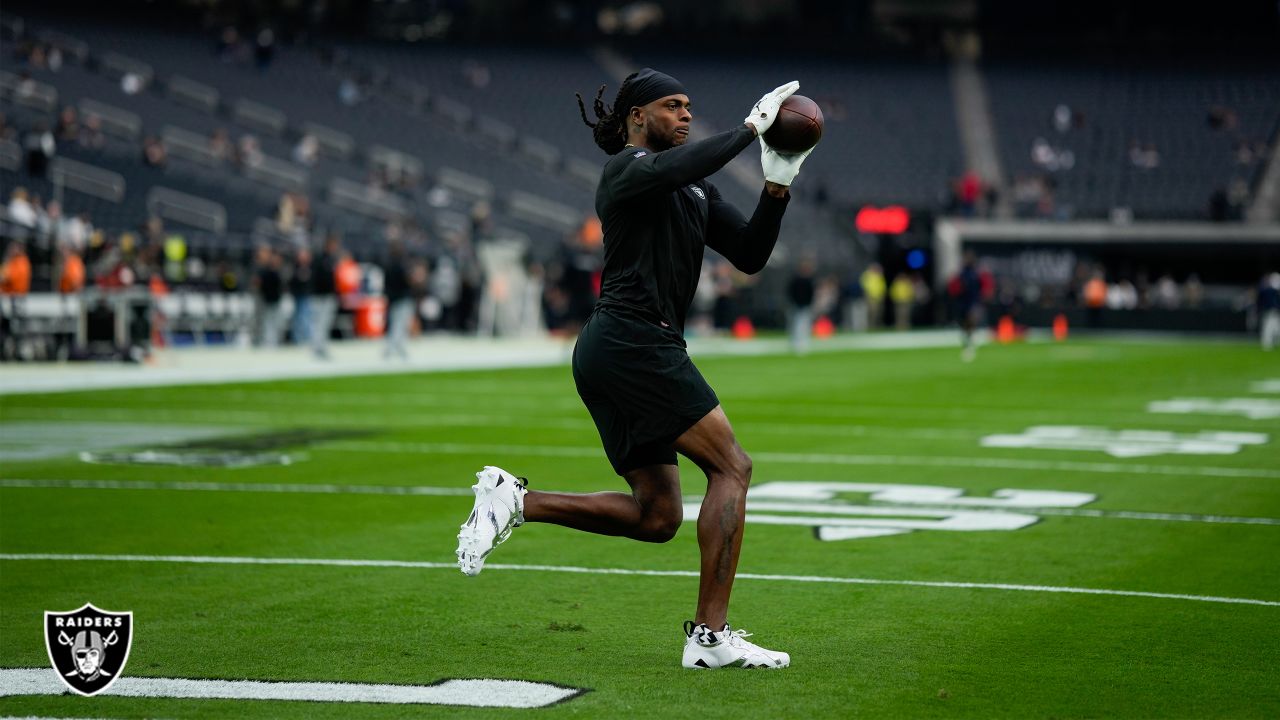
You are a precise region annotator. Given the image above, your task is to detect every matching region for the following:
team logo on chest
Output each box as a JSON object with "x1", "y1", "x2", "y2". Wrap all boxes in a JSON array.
[
  {"x1": 44, "y1": 603, "x2": 134, "y2": 696},
  {"x1": 688, "y1": 185, "x2": 706, "y2": 200}
]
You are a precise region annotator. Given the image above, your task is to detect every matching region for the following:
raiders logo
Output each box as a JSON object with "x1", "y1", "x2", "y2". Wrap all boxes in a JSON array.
[{"x1": 44, "y1": 603, "x2": 133, "y2": 696}]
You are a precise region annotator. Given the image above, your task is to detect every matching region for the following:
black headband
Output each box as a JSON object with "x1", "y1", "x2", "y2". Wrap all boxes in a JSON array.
[{"x1": 625, "y1": 68, "x2": 688, "y2": 109}]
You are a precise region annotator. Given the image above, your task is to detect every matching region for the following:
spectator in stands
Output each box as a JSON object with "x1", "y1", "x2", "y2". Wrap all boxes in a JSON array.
[
  {"x1": 23, "y1": 122, "x2": 55, "y2": 178},
  {"x1": 142, "y1": 135, "x2": 167, "y2": 168},
  {"x1": 293, "y1": 134, "x2": 319, "y2": 167},
  {"x1": 860, "y1": 262, "x2": 886, "y2": 329},
  {"x1": 383, "y1": 241, "x2": 414, "y2": 360},
  {"x1": 58, "y1": 244, "x2": 85, "y2": 294},
  {"x1": 1258, "y1": 273, "x2": 1280, "y2": 351},
  {"x1": 78, "y1": 114, "x2": 105, "y2": 150},
  {"x1": 1107, "y1": 277, "x2": 1138, "y2": 310},
  {"x1": 237, "y1": 134, "x2": 263, "y2": 169},
  {"x1": 889, "y1": 272, "x2": 914, "y2": 331},
  {"x1": 7, "y1": 187, "x2": 38, "y2": 228},
  {"x1": 1154, "y1": 274, "x2": 1181, "y2": 309},
  {"x1": 216, "y1": 26, "x2": 241, "y2": 62},
  {"x1": 289, "y1": 247, "x2": 313, "y2": 344},
  {"x1": 0, "y1": 112, "x2": 15, "y2": 142},
  {"x1": 1128, "y1": 141, "x2": 1160, "y2": 170},
  {"x1": 253, "y1": 245, "x2": 285, "y2": 348},
  {"x1": 1, "y1": 241, "x2": 32, "y2": 295},
  {"x1": 54, "y1": 106, "x2": 79, "y2": 143},
  {"x1": 255, "y1": 28, "x2": 276, "y2": 70},
  {"x1": 1053, "y1": 104, "x2": 1072, "y2": 134},
  {"x1": 786, "y1": 258, "x2": 816, "y2": 355},
  {"x1": 470, "y1": 200, "x2": 494, "y2": 239},
  {"x1": 338, "y1": 77, "x2": 361, "y2": 106},
  {"x1": 841, "y1": 270, "x2": 867, "y2": 332},
  {"x1": 311, "y1": 234, "x2": 341, "y2": 360},
  {"x1": 209, "y1": 128, "x2": 233, "y2": 163},
  {"x1": 1083, "y1": 267, "x2": 1107, "y2": 326},
  {"x1": 1184, "y1": 273, "x2": 1204, "y2": 309},
  {"x1": 120, "y1": 72, "x2": 144, "y2": 96},
  {"x1": 952, "y1": 170, "x2": 984, "y2": 217}
]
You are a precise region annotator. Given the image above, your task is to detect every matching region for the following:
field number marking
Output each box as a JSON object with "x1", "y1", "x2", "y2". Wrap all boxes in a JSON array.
[
  {"x1": 1147, "y1": 398, "x2": 1280, "y2": 420},
  {"x1": 0, "y1": 668, "x2": 583, "y2": 707},
  {"x1": 980, "y1": 426, "x2": 1268, "y2": 458}
]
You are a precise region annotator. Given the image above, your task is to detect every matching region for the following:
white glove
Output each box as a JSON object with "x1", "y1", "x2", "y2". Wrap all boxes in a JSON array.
[
  {"x1": 744, "y1": 80, "x2": 799, "y2": 136},
  {"x1": 759, "y1": 136, "x2": 813, "y2": 186}
]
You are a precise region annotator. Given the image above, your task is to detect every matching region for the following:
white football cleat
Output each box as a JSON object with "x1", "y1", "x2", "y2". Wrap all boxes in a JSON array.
[
  {"x1": 682, "y1": 621, "x2": 790, "y2": 669},
  {"x1": 456, "y1": 466, "x2": 528, "y2": 576}
]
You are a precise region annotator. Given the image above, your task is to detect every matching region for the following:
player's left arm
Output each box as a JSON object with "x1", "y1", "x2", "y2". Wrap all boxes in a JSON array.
[{"x1": 704, "y1": 183, "x2": 790, "y2": 275}]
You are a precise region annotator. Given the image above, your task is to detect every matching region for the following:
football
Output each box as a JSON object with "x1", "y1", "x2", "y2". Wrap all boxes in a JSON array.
[{"x1": 763, "y1": 94, "x2": 824, "y2": 153}]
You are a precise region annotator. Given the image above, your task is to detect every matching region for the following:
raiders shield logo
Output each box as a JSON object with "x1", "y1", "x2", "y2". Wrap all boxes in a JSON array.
[{"x1": 44, "y1": 603, "x2": 133, "y2": 696}]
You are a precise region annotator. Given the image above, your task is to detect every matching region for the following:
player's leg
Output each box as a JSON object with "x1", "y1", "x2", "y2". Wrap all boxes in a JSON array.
[
  {"x1": 457, "y1": 463, "x2": 685, "y2": 575},
  {"x1": 672, "y1": 405, "x2": 750, "y2": 630},
  {"x1": 674, "y1": 405, "x2": 789, "y2": 669},
  {"x1": 523, "y1": 464, "x2": 684, "y2": 542}
]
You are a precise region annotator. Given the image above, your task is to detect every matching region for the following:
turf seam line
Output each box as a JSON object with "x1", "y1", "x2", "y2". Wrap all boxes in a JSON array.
[{"x1": 2, "y1": 553, "x2": 1276, "y2": 607}]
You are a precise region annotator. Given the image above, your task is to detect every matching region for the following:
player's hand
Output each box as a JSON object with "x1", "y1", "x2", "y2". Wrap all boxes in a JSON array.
[
  {"x1": 744, "y1": 81, "x2": 799, "y2": 136},
  {"x1": 759, "y1": 136, "x2": 813, "y2": 186}
]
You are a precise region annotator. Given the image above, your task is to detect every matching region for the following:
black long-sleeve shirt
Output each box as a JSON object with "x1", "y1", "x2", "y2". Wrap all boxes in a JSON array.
[{"x1": 593, "y1": 124, "x2": 789, "y2": 335}]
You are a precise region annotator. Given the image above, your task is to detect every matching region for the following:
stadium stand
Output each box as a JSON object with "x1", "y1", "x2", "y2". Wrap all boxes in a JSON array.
[{"x1": 985, "y1": 57, "x2": 1280, "y2": 220}]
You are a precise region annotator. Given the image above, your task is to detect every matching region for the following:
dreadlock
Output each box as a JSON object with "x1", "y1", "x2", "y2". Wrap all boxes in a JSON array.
[{"x1": 576, "y1": 72, "x2": 638, "y2": 156}]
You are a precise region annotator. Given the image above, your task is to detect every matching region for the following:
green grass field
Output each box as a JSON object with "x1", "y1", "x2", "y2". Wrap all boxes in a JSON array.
[{"x1": 2, "y1": 338, "x2": 1279, "y2": 718}]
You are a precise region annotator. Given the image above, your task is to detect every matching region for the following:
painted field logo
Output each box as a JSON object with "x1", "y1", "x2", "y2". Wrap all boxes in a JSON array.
[{"x1": 44, "y1": 603, "x2": 133, "y2": 696}]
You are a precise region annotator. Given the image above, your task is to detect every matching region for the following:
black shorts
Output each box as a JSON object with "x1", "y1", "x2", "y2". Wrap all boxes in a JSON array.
[{"x1": 572, "y1": 309, "x2": 719, "y2": 475}]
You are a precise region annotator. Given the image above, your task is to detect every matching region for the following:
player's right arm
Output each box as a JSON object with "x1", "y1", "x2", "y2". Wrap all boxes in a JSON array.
[
  {"x1": 604, "y1": 125, "x2": 756, "y2": 201},
  {"x1": 606, "y1": 81, "x2": 799, "y2": 201}
]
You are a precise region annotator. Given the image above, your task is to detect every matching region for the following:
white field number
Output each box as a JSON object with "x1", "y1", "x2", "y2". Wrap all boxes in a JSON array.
[
  {"x1": 1147, "y1": 398, "x2": 1280, "y2": 420},
  {"x1": 980, "y1": 425, "x2": 1268, "y2": 457},
  {"x1": 682, "y1": 481, "x2": 1098, "y2": 542}
]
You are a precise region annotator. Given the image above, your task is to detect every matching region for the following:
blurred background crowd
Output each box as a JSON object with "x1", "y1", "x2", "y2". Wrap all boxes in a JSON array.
[{"x1": 1, "y1": 0, "x2": 1278, "y2": 361}]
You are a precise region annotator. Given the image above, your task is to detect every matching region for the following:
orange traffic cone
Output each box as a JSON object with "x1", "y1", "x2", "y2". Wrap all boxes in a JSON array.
[
  {"x1": 732, "y1": 316, "x2": 755, "y2": 340},
  {"x1": 996, "y1": 315, "x2": 1016, "y2": 343},
  {"x1": 1053, "y1": 313, "x2": 1069, "y2": 341},
  {"x1": 812, "y1": 315, "x2": 835, "y2": 339}
]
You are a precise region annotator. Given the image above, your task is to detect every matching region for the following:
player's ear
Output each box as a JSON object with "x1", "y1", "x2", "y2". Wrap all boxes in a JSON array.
[{"x1": 629, "y1": 106, "x2": 644, "y2": 128}]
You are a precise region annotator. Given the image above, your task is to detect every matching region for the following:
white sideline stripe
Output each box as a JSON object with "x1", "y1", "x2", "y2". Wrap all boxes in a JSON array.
[
  {"x1": 327, "y1": 441, "x2": 1280, "y2": 479},
  {"x1": 0, "y1": 478, "x2": 472, "y2": 497},
  {"x1": 2, "y1": 553, "x2": 1277, "y2": 608},
  {"x1": 0, "y1": 668, "x2": 580, "y2": 707},
  {"x1": 6, "y1": 479, "x2": 1280, "y2": 528}
]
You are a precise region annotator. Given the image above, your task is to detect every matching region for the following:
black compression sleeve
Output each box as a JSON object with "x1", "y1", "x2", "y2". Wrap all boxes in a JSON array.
[
  {"x1": 705, "y1": 186, "x2": 790, "y2": 275},
  {"x1": 606, "y1": 125, "x2": 756, "y2": 201}
]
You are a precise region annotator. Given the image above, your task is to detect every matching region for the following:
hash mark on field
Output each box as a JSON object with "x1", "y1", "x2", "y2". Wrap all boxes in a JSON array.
[{"x1": 1, "y1": 553, "x2": 1277, "y2": 608}]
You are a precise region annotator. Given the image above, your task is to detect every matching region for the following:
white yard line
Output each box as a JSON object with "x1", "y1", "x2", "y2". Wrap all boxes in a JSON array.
[
  {"x1": 1, "y1": 553, "x2": 1276, "y2": 607},
  {"x1": 324, "y1": 441, "x2": 1280, "y2": 479},
  {"x1": 0, "y1": 668, "x2": 581, "y2": 707},
  {"x1": 4, "y1": 478, "x2": 1278, "y2": 528}
]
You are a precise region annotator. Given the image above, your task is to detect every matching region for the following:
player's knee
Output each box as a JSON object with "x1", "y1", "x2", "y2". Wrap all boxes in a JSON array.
[
  {"x1": 638, "y1": 510, "x2": 683, "y2": 543},
  {"x1": 726, "y1": 448, "x2": 753, "y2": 489}
]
